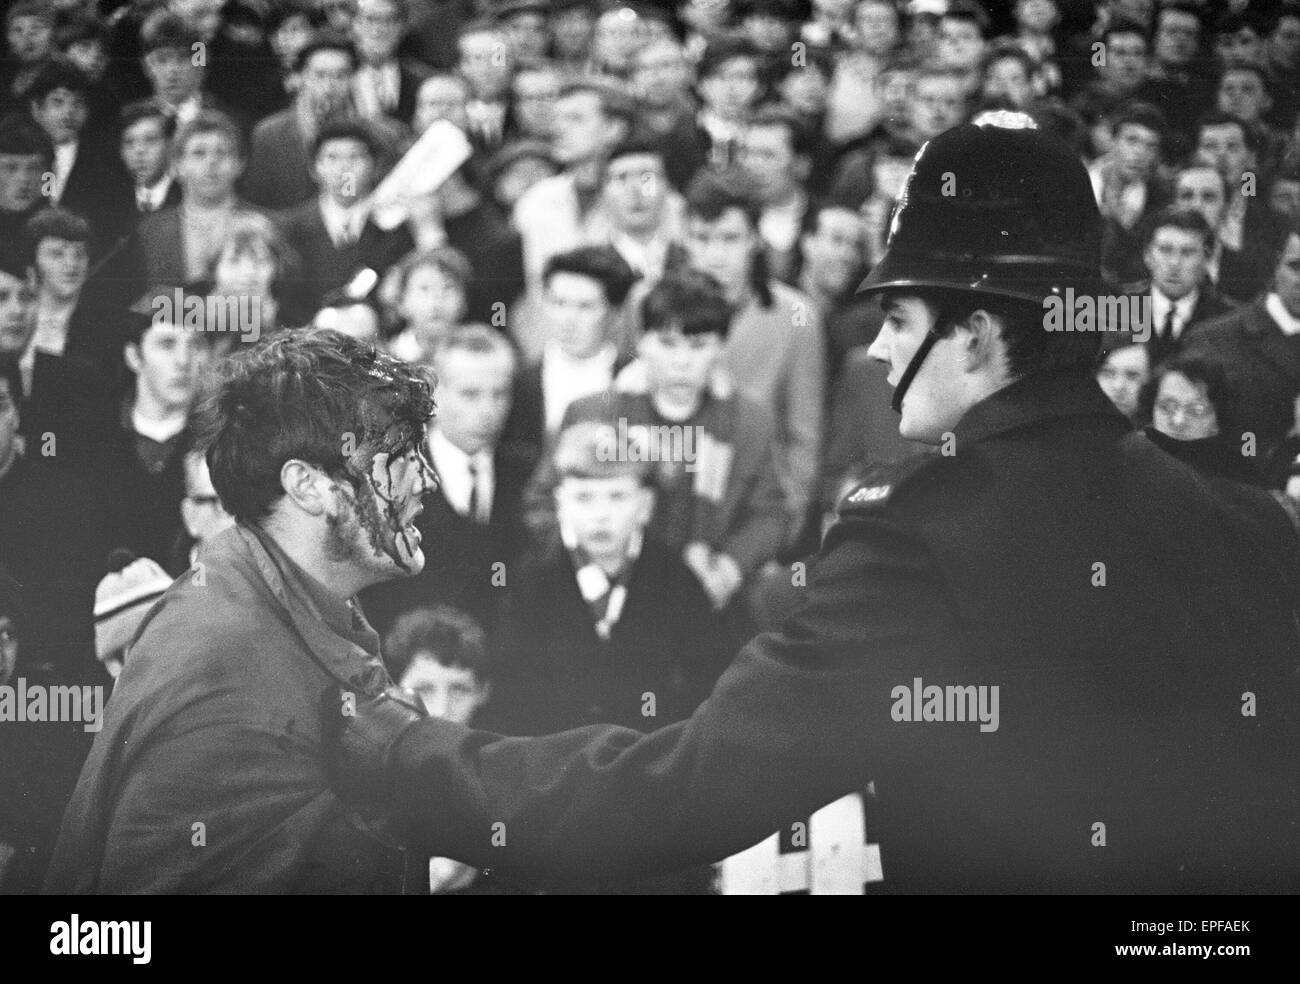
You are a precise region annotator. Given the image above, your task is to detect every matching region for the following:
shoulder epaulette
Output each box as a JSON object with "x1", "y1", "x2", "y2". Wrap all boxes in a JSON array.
[{"x1": 836, "y1": 452, "x2": 942, "y2": 516}]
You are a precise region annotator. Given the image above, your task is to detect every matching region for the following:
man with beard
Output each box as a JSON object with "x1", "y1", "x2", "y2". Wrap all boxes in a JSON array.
[{"x1": 44, "y1": 329, "x2": 438, "y2": 893}]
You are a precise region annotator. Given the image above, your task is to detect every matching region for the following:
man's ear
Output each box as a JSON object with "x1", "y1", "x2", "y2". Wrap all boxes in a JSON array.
[
  {"x1": 279, "y1": 459, "x2": 333, "y2": 517},
  {"x1": 124, "y1": 342, "x2": 142, "y2": 375},
  {"x1": 959, "y1": 309, "x2": 1002, "y2": 373}
]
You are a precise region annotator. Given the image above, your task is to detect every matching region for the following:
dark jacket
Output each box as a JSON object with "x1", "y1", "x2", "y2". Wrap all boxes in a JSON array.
[
  {"x1": 242, "y1": 108, "x2": 317, "y2": 211},
  {"x1": 481, "y1": 536, "x2": 732, "y2": 736},
  {"x1": 1180, "y1": 297, "x2": 1300, "y2": 461},
  {"x1": 43, "y1": 524, "x2": 409, "y2": 893},
  {"x1": 276, "y1": 200, "x2": 416, "y2": 313},
  {"x1": 359, "y1": 443, "x2": 531, "y2": 642},
  {"x1": 377, "y1": 372, "x2": 1300, "y2": 892}
]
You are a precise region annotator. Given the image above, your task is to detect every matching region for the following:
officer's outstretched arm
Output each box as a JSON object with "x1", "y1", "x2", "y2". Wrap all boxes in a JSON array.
[{"x1": 340, "y1": 508, "x2": 962, "y2": 884}]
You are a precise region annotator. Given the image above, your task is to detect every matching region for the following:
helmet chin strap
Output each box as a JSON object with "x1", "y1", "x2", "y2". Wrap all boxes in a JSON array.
[{"x1": 890, "y1": 327, "x2": 942, "y2": 414}]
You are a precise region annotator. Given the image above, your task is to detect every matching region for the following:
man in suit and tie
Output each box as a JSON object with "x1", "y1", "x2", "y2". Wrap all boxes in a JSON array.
[
  {"x1": 139, "y1": 13, "x2": 233, "y2": 130},
  {"x1": 350, "y1": 0, "x2": 430, "y2": 127},
  {"x1": 244, "y1": 33, "x2": 359, "y2": 211},
  {"x1": 23, "y1": 58, "x2": 134, "y2": 260},
  {"x1": 119, "y1": 100, "x2": 181, "y2": 219},
  {"x1": 128, "y1": 110, "x2": 260, "y2": 289},
  {"x1": 1130, "y1": 205, "x2": 1233, "y2": 365},
  {"x1": 276, "y1": 118, "x2": 415, "y2": 314},
  {"x1": 360, "y1": 326, "x2": 530, "y2": 641},
  {"x1": 456, "y1": 20, "x2": 514, "y2": 152},
  {"x1": 1181, "y1": 222, "x2": 1300, "y2": 462}
]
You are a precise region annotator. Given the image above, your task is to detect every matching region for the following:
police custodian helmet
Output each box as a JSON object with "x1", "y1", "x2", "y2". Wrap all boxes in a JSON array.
[{"x1": 857, "y1": 110, "x2": 1104, "y2": 410}]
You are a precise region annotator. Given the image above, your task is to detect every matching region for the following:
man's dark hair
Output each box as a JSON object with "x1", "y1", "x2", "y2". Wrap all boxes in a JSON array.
[
  {"x1": 1140, "y1": 354, "x2": 1237, "y2": 432},
  {"x1": 941, "y1": 0, "x2": 992, "y2": 38},
  {"x1": 1196, "y1": 110, "x2": 1258, "y2": 151},
  {"x1": 24, "y1": 206, "x2": 91, "y2": 248},
  {"x1": 911, "y1": 287, "x2": 1102, "y2": 379},
  {"x1": 141, "y1": 11, "x2": 202, "y2": 54},
  {"x1": 312, "y1": 118, "x2": 380, "y2": 160},
  {"x1": 195, "y1": 328, "x2": 436, "y2": 524},
  {"x1": 1102, "y1": 17, "x2": 1150, "y2": 47},
  {"x1": 295, "y1": 31, "x2": 358, "y2": 73},
  {"x1": 556, "y1": 77, "x2": 636, "y2": 129},
  {"x1": 1111, "y1": 99, "x2": 1167, "y2": 137},
  {"x1": 543, "y1": 245, "x2": 638, "y2": 307},
  {"x1": 640, "y1": 268, "x2": 734, "y2": 339},
  {"x1": 173, "y1": 109, "x2": 245, "y2": 161},
  {"x1": 383, "y1": 604, "x2": 489, "y2": 682},
  {"x1": 1139, "y1": 205, "x2": 1215, "y2": 253},
  {"x1": 684, "y1": 167, "x2": 773, "y2": 308},
  {"x1": 22, "y1": 57, "x2": 91, "y2": 103},
  {"x1": 0, "y1": 113, "x2": 54, "y2": 167},
  {"x1": 698, "y1": 35, "x2": 762, "y2": 82},
  {"x1": 604, "y1": 136, "x2": 665, "y2": 171},
  {"x1": 119, "y1": 97, "x2": 176, "y2": 139},
  {"x1": 56, "y1": 13, "x2": 110, "y2": 49}
]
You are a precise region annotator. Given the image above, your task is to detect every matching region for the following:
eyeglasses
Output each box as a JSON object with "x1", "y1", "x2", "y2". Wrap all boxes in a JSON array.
[{"x1": 1154, "y1": 398, "x2": 1214, "y2": 421}]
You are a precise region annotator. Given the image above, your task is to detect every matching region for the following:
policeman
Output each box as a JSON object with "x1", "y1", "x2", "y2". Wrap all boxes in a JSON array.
[{"x1": 336, "y1": 116, "x2": 1300, "y2": 892}]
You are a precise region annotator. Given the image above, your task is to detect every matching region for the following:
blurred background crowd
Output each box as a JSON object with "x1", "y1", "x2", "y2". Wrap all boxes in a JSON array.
[{"x1": 3, "y1": 0, "x2": 1300, "y2": 892}]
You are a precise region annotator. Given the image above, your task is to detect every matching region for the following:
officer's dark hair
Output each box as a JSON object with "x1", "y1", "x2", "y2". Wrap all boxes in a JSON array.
[
  {"x1": 747, "y1": 105, "x2": 814, "y2": 159},
  {"x1": 941, "y1": 0, "x2": 991, "y2": 38},
  {"x1": 684, "y1": 167, "x2": 775, "y2": 309},
  {"x1": 194, "y1": 328, "x2": 436, "y2": 524},
  {"x1": 912, "y1": 287, "x2": 1103, "y2": 379},
  {"x1": 23, "y1": 206, "x2": 90, "y2": 248},
  {"x1": 1139, "y1": 354, "x2": 1238, "y2": 434},
  {"x1": 313, "y1": 118, "x2": 381, "y2": 160},
  {"x1": 0, "y1": 113, "x2": 54, "y2": 167},
  {"x1": 22, "y1": 58, "x2": 90, "y2": 104},
  {"x1": 383, "y1": 605, "x2": 490, "y2": 683},
  {"x1": 543, "y1": 245, "x2": 638, "y2": 308},
  {"x1": 640, "y1": 267, "x2": 734, "y2": 340},
  {"x1": 1139, "y1": 205, "x2": 1215, "y2": 253},
  {"x1": 1196, "y1": 111, "x2": 1258, "y2": 151},
  {"x1": 1102, "y1": 17, "x2": 1150, "y2": 47},
  {"x1": 119, "y1": 98, "x2": 176, "y2": 140}
]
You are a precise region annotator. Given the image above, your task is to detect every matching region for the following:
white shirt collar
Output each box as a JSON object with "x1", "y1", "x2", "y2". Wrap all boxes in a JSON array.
[
  {"x1": 1265, "y1": 293, "x2": 1300, "y2": 336},
  {"x1": 428, "y1": 427, "x2": 493, "y2": 520},
  {"x1": 319, "y1": 196, "x2": 369, "y2": 245},
  {"x1": 1151, "y1": 286, "x2": 1199, "y2": 335}
]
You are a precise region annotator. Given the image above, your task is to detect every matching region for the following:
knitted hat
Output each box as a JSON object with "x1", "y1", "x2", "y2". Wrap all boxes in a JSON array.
[{"x1": 94, "y1": 549, "x2": 172, "y2": 674}]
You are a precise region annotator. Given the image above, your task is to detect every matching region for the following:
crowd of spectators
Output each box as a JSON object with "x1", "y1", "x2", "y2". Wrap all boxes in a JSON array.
[{"x1": 3, "y1": 0, "x2": 1300, "y2": 892}]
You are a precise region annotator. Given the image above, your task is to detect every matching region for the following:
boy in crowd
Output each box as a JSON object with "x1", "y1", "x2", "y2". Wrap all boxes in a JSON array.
[
  {"x1": 23, "y1": 208, "x2": 103, "y2": 377},
  {"x1": 108, "y1": 290, "x2": 212, "y2": 572},
  {"x1": 384, "y1": 604, "x2": 492, "y2": 893},
  {"x1": 530, "y1": 269, "x2": 787, "y2": 621},
  {"x1": 119, "y1": 99, "x2": 179, "y2": 217},
  {"x1": 0, "y1": 114, "x2": 51, "y2": 246},
  {"x1": 485, "y1": 419, "x2": 732, "y2": 737},
  {"x1": 1, "y1": 1, "x2": 56, "y2": 117}
]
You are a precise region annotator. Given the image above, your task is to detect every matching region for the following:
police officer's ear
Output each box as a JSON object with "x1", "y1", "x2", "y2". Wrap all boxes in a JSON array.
[{"x1": 953, "y1": 308, "x2": 1005, "y2": 375}]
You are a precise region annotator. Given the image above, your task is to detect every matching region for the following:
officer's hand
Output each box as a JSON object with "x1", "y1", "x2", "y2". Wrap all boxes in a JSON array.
[{"x1": 333, "y1": 685, "x2": 428, "y2": 803}]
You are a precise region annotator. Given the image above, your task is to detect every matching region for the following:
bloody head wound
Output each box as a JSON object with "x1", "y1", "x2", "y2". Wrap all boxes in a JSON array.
[{"x1": 193, "y1": 328, "x2": 437, "y2": 573}]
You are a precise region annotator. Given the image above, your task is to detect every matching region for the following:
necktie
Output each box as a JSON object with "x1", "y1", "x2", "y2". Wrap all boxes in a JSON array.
[
  {"x1": 1161, "y1": 306, "x2": 1177, "y2": 342},
  {"x1": 467, "y1": 459, "x2": 479, "y2": 522}
]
